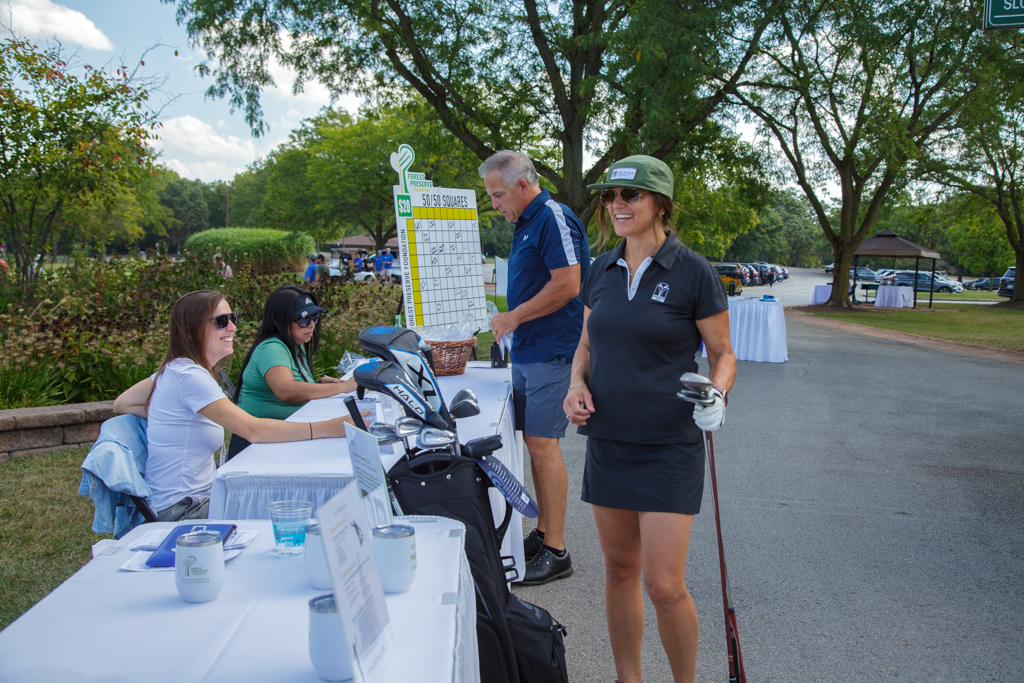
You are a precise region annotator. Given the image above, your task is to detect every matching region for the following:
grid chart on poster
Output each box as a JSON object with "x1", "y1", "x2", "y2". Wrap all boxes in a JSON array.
[{"x1": 394, "y1": 187, "x2": 487, "y2": 329}]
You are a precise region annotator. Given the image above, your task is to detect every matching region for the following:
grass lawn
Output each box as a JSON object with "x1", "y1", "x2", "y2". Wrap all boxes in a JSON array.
[
  {"x1": 0, "y1": 447, "x2": 104, "y2": 630},
  {"x1": 925, "y1": 290, "x2": 1003, "y2": 301},
  {"x1": 810, "y1": 304, "x2": 1024, "y2": 352},
  {"x1": 474, "y1": 295, "x2": 508, "y2": 350}
]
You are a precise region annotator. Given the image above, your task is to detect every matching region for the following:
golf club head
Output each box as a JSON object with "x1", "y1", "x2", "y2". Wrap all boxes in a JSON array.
[
  {"x1": 449, "y1": 395, "x2": 481, "y2": 419},
  {"x1": 394, "y1": 416, "x2": 425, "y2": 439},
  {"x1": 416, "y1": 427, "x2": 457, "y2": 450},
  {"x1": 368, "y1": 422, "x2": 402, "y2": 445},
  {"x1": 358, "y1": 325, "x2": 451, "y2": 425},
  {"x1": 678, "y1": 371, "x2": 715, "y2": 405},
  {"x1": 353, "y1": 359, "x2": 448, "y2": 429}
]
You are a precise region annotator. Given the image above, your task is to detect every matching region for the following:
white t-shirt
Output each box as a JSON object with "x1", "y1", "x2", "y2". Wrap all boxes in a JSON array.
[{"x1": 145, "y1": 358, "x2": 227, "y2": 512}]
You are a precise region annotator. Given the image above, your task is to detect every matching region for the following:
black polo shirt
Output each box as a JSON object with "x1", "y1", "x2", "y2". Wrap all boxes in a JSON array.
[{"x1": 578, "y1": 232, "x2": 728, "y2": 444}]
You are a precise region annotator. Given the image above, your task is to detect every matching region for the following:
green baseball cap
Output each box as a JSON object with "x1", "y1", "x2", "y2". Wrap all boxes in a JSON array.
[{"x1": 587, "y1": 155, "x2": 674, "y2": 197}]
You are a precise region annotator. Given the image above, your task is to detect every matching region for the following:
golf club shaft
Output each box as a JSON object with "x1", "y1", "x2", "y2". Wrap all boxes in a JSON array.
[{"x1": 704, "y1": 431, "x2": 747, "y2": 683}]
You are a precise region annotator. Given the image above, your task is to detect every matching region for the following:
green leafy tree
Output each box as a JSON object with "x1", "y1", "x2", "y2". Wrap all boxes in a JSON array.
[
  {"x1": 226, "y1": 161, "x2": 269, "y2": 228},
  {"x1": 919, "y1": 48, "x2": 1024, "y2": 302},
  {"x1": 946, "y1": 200, "x2": 1014, "y2": 287},
  {"x1": 160, "y1": 177, "x2": 210, "y2": 251},
  {"x1": 163, "y1": 0, "x2": 778, "y2": 224},
  {"x1": 731, "y1": 0, "x2": 999, "y2": 306},
  {"x1": 259, "y1": 145, "x2": 322, "y2": 238},
  {"x1": 0, "y1": 37, "x2": 159, "y2": 290}
]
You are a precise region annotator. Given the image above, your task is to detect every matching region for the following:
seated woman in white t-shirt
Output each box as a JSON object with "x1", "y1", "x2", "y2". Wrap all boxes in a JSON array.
[{"x1": 113, "y1": 290, "x2": 359, "y2": 521}]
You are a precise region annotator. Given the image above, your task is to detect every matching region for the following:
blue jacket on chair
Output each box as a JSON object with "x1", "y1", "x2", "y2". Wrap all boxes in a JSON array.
[{"x1": 78, "y1": 414, "x2": 151, "y2": 538}]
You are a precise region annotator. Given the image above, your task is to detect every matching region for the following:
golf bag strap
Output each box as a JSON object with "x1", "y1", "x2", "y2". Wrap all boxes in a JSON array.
[
  {"x1": 501, "y1": 555, "x2": 519, "y2": 583},
  {"x1": 496, "y1": 499, "x2": 513, "y2": 546}
]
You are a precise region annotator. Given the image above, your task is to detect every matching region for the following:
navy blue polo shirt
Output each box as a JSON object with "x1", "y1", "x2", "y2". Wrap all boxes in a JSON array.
[
  {"x1": 507, "y1": 189, "x2": 590, "y2": 364},
  {"x1": 578, "y1": 232, "x2": 728, "y2": 444}
]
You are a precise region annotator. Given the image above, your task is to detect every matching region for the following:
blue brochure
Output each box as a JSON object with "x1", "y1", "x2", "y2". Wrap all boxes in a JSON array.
[{"x1": 145, "y1": 523, "x2": 238, "y2": 568}]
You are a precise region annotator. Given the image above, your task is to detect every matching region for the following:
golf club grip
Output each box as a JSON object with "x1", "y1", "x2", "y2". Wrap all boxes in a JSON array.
[{"x1": 343, "y1": 396, "x2": 368, "y2": 432}]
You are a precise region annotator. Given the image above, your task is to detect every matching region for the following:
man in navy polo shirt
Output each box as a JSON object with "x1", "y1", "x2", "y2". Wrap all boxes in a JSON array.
[{"x1": 480, "y1": 150, "x2": 590, "y2": 585}]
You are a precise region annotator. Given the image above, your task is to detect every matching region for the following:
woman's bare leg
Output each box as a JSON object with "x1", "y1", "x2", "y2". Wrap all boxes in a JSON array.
[
  {"x1": 639, "y1": 511, "x2": 698, "y2": 683},
  {"x1": 592, "y1": 504, "x2": 645, "y2": 683}
]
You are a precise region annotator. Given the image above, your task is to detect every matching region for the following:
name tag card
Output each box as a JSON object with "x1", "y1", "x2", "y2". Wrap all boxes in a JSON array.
[{"x1": 317, "y1": 480, "x2": 396, "y2": 683}]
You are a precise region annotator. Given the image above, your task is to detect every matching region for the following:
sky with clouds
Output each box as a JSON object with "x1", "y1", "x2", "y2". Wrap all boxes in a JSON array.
[{"x1": 4, "y1": 0, "x2": 361, "y2": 182}]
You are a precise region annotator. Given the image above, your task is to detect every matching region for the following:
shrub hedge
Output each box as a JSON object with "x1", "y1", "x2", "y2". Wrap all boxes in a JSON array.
[
  {"x1": 185, "y1": 228, "x2": 316, "y2": 273},
  {"x1": 0, "y1": 244, "x2": 402, "y2": 409}
]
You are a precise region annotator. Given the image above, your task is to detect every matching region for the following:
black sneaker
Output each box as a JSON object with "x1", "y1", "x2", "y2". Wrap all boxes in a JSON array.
[
  {"x1": 523, "y1": 528, "x2": 545, "y2": 561},
  {"x1": 520, "y1": 546, "x2": 573, "y2": 586}
]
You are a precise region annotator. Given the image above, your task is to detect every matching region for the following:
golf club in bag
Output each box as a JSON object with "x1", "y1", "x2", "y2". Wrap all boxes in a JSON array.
[
  {"x1": 678, "y1": 372, "x2": 748, "y2": 683},
  {"x1": 353, "y1": 326, "x2": 565, "y2": 683}
]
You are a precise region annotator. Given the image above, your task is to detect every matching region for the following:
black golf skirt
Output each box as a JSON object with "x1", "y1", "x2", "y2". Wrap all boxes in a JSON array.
[{"x1": 581, "y1": 437, "x2": 705, "y2": 515}]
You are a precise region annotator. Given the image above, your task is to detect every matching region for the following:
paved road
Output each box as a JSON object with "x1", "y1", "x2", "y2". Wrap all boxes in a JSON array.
[{"x1": 511, "y1": 315, "x2": 1023, "y2": 682}]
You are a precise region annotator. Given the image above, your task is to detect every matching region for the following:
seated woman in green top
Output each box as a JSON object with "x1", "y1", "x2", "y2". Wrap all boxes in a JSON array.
[{"x1": 227, "y1": 285, "x2": 356, "y2": 458}]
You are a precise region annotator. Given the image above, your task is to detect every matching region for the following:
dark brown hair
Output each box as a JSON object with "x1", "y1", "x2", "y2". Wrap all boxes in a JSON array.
[
  {"x1": 145, "y1": 290, "x2": 227, "y2": 413},
  {"x1": 594, "y1": 191, "x2": 677, "y2": 251}
]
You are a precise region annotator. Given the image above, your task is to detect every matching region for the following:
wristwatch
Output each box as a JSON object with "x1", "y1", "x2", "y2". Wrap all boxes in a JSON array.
[{"x1": 713, "y1": 385, "x2": 728, "y2": 407}]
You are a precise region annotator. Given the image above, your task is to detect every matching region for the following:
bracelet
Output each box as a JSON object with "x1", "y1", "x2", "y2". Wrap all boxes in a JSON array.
[
  {"x1": 308, "y1": 422, "x2": 313, "y2": 440},
  {"x1": 569, "y1": 381, "x2": 587, "y2": 391}
]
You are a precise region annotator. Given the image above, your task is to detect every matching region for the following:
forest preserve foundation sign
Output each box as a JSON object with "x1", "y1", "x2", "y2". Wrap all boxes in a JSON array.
[
  {"x1": 984, "y1": 0, "x2": 1024, "y2": 28},
  {"x1": 390, "y1": 145, "x2": 487, "y2": 329}
]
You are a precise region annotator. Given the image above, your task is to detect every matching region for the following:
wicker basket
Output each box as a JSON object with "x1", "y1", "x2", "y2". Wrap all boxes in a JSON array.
[{"x1": 425, "y1": 336, "x2": 477, "y2": 376}]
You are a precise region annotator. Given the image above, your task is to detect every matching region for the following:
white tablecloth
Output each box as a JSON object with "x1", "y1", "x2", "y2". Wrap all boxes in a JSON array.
[
  {"x1": 706, "y1": 297, "x2": 788, "y2": 362},
  {"x1": 209, "y1": 362, "x2": 526, "y2": 581},
  {"x1": 812, "y1": 284, "x2": 832, "y2": 305},
  {"x1": 0, "y1": 518, "x2": 478, "y2": 683},
  {"x1": 875, "y1": 285, "x2": 915, "y2": 308}
]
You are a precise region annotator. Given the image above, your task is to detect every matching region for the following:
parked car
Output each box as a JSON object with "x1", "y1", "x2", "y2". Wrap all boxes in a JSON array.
[
  {"x1": 714, "y1": 263, "x2": 745, "y2": 293},
  {"x1": 965, "y1": 277, "x2": 997, "y2": 291},
  {"x1": 824, "y1": 262, "x2": 834, "y2": 273},
  {"x1": 998, "y1": 267, "x2": 1016, "y2": 298},
  {"x1": 742, "y1": 264, "x2": 762, "y2": 286},
  {"x1": 849, "y1": 266, "x2": 877, "y2": 282},
  {"x1": 881, "y1": 271, "x2": 961, "y2": 293},
  {"x1": 875, "y1": 269, "x2": 894, "y2": 281}
]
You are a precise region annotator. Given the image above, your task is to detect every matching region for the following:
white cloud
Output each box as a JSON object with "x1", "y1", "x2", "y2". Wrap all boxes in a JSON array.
[
  {"x1": 154, "y1": 115, "x2": 258, "y2": 182},
  {"x1": 6, "y1": 0, "x2": 114, "y2": 51}
]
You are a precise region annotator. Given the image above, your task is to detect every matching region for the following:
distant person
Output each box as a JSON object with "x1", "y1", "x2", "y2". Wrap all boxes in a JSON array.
[
  {"x1": 480, "y1": 149, "x2": 590, "y2": 585},
  {"x1": 0, "y1": 258, "x2": 7, "y2": 277},
  {"x1": 0, "y1": 241, "x2": 6, "y2": 257},
  {"x1": 353, "y1": 253, "x2": 364, "y2": 278},
  {"x1": 213, "y1": 253, "x2": 233, "y2": 278},
  {"x1": 382, "y1": 247, "x2": 394, "y2": 285},
  {"x1": 304, "y1": 254, "x2": 317, "y2": 283},
  {"x1": 564, "y1": 155, "x2": 735, "y2": 683},
  {"x1": 228, "y1": 286, "x2": 357, "y2": 458},
  {"x1": 112, "y1": 290, "x2": 359, "y2": 521},
  {"x1": 314, "y1": 254, "x2": 329, "y2": 284},
  {"x1": 340, "y1": 250, "x2": 352, "y2": 265},
  {"x1": 374, "y1": 250, "x2": 384, "y2": 284},
  {"x1": 767, "y1": 268, "x2": 776, "y2": 288}
]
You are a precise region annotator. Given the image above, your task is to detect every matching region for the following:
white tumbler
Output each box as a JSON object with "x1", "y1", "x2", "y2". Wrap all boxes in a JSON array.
[
  {"x1": 371, "y1": 524, "x2": 416, "y2": 593},
  {"x1": 308, "y1": 594, "x2": 353, "y2": 682},
  {"x1": 304, "y1": 521, "x2": 332, "y2": 590},
  {"x1": 175, "y1": 531, "x2": 225, "y2": 603}
]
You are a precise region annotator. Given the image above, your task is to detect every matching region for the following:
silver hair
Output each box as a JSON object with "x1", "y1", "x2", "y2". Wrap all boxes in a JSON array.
[{"x1": 478, "y1": 150, "x2": 539, "y2": 188}]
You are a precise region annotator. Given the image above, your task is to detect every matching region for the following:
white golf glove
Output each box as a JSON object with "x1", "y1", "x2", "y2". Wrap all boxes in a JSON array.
[{"x1": 692, "y1": 388, "x2": 726, "y2": 432}]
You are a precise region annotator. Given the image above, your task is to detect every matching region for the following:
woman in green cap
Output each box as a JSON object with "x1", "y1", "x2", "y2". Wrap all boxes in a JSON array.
[{"x1": 563, "y1": 155, "x2": 736, "y2": 683}]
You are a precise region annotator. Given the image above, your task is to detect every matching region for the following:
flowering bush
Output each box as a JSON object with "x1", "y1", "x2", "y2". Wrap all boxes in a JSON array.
[{"x1": 0, "y1": 245, "x2": 403, "y2": 409}]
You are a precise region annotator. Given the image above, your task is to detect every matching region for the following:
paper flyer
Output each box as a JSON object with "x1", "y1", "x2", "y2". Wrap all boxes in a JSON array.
[
  {"x1": 317, "y1": 480, "x2": 396, "y2": 683},
  {"x1": 345, "y1": 425, "x2": 394, "y2": 528}
]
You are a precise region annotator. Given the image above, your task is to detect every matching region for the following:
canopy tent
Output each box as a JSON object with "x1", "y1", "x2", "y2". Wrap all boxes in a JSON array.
[{"x1": 852, "y1": 230, "x2": 941, "y2": 308}]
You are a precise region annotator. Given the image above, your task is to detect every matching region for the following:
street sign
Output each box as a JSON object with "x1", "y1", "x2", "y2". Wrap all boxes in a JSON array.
[{"x1": 984, "y1": 0, "x2": 1024, "y2": 29}]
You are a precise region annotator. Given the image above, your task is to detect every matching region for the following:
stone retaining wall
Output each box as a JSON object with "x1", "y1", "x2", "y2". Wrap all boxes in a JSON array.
[{"x1": 0, "y1": 402, "x2": 115, "y2": 462}]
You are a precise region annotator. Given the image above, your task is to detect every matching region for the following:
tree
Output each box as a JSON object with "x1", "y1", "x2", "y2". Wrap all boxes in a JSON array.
[
  {"x1": 0, "y1": 37, "x2": 159, "y2": 289},
  {"x1": 164, "y1": 0, "x2": 778, "y2": 224},
  {"x1": 302, "y1": 101, "x2": 483, "y2": 250},
  {"x1": 731, "y1": 0, "x2": 996, "y2": 306},
  {"x1": 919, "y1": 48, "x2": 1024, "y2": 302},
  {"x1": 226, "y1": 161, "x2": 269, "y2": 228},
  {"x1": 946, "y1": 199, "x2": 1014, "y2": 288},
  {"x1": 160, "y1": 176, "x2": 210, "y2": 251}
]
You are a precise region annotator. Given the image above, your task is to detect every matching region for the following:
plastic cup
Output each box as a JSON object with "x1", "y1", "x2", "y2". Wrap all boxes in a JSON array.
[{"x1": 268, "y1": 500, "x2": 314, "y2": 556}]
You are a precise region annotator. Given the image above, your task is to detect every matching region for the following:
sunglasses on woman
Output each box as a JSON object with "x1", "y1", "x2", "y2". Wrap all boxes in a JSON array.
[
  {"x1": 601, "y1": 188, "x2": 644, "y2": 207},
  {"x1": 294, "y1": 313, "x2": 321, "y2": 328},
  {"x1": 209, "y1": 312, "x2": 238, "y2": 329}
]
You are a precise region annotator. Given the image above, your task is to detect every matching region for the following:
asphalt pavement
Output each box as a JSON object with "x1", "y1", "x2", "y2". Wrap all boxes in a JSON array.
[{"x1": 511, "y1": 314, "x2": 1023, "y2": 682}]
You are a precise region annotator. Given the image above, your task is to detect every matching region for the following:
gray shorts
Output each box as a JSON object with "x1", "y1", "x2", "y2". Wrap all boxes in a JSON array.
[{"x1": 512, "y1": 357, "x2": 571, "y2": 438}]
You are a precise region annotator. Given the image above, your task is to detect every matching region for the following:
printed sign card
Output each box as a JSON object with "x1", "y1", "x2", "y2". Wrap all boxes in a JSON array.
[
  {"x1": 317, "y1": 480, "x2": 396, "y2": 683},
  {"x1": 345, "y1": 426, "x2": 395, "y2": 528},
  {"x1": 391, "y1": 144, "x2": 488, "y2": 330}
]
